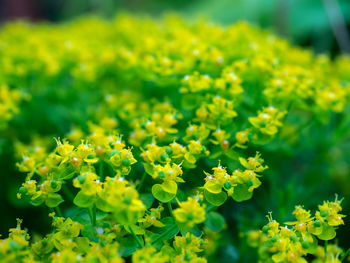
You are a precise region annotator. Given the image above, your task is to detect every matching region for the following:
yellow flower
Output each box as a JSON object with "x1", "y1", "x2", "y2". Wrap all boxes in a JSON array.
[
  {"x1": 317, "y1": 198, "x2": 345, "y2": 227},
  {"x1": 238, "y1": 152, "x2": 268, "y2": 173},
  {"x1": 174, "y1": 251, "x2": 207, "y2": 263},
  {"x1": 97, "y1": 177, "x2": 146, "y2": 224},
  {"x1": 152, "y1": 163, "x2": 183, "y2": 183},
  {"x1": 139, "y1": 206, "x2": 165, "y2": 228},
  {"x1": 173, "y1": 197, "x2": 205, "y2": 229},
  {"x1": 109, "y1": 148, "x2": 137, "y2": 176},
  {"x1": 249, "y1": 106, "x2": 286, "y2": 136},
  {"x1": 180, "y1": 71, "x2": 213, "y2": 93},
  {"x1": 211, "y1": 129, "x2": 230, "y2": 145},
  {"x1": 52, "y1": 217, "x2": 83, "y2": 242},
  {"x1": 0, "y1": 85, "x2": 22, "y2": 129},
  {"x1": 173, "y1": 233, "x2": 204, "y2": 253},
  {"x1": 66, "y1": 128, "x2": 84, "y2": 144},
  {"x1": 132, "y1": 246, "x2": 170, "y2": 263},
  {"x1": 55, "y1": 139, "x2": 74, "y2": 160},
  {"x1": 235, "y1": 129, "x2": 250, "y2": 148},
  {"x1": 73, "y1": 171, "x2": 102, "y2": 196},
  {"x1": 214, "y1": 69, "x2": 243, "y2": 95}
]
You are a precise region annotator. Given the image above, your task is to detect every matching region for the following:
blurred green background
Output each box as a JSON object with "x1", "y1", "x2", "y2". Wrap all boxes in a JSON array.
[
  {"x1": 0, "y1": 0, "x2": 349, "y2": 262},
  {"x1": 1, "y1": 0, "x2": 350, "y2": 54}
]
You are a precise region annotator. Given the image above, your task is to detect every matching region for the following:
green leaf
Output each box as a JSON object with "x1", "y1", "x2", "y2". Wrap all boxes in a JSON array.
[
  {"x1": 30, "y1": 195, "x2": 44, "y2": 206},
  {"x1": 151, "y1": 221, "x2": 179, "y2": 246},
  {"x1": 152, "y1": 184, "x2": 176, "y2": 203},
  {"x1": 95, "y1": 197, "x2": 112, "y2": 212},
  {"x1": 73, "y1": 191, "x2": 95, "y2": 208},
  {"x1": 66, "y1": 207, "x2": 107, "y2": 225},
  {"x1": 72, "y1": 210, "x2": 91, "y2": 225},
  {"x1": 45, "y1": 193, "x2": 64, "y2": 208},
  {"x1": 139, "y1": 193, "x2": 154, "y2": 209},
  {"x1": 204, "y1": 189, "x2": 227, "y2": 206},
  {"x1": 125, "y1": 225, "x2": 145, "y2": 236},
  {"x1": 307, "y1": 235, "x2": 318, "y2": 254},
  {"x1": 204, "y1": 180, "x2": 222, "y2": 194},
  {"x1": 81, "y1": 225, "x2": 98, "y2": 242},
  {"x1": 209, "y1": 149, "x2": 222, "y2": 159},
  {"x1": 160, "y1": 244, "x2": 176, "y2": 258},
  {"x1": 181, "y1": 94, "x2": 202, "y2": 110},
  {"x1": 51, "y1": 164, "x2": 76, "y2": 180},
  {"x1": 160, "y1": 216, "x2": 175, "y2": 225},
  {"x1": 231, "y1": 183, "x2": 253, "y2": 202},
  {"x1": 180, "y1": 225, "x2": 202, "y2": 237},
  {"x1": 118, "y1": 236, "x2": 139, "y2": 257},
  {"x1": 205, "y1": 211, "x2": 226, "y2": 232},
  {"x1": 75, "y1": 237, "x2": 90, "y2": 254},
  {"x1": 184, "y1": 152, "x2": 196, "y2": 164},
  {"x1": 161, "y1": 180, "x2": 177, "y2": 194},
  {"x1": 317, "y1": 224, "x2": 336, "y2": 241},
  {"x1": 225, "y1": 149, "x2": 239, "y2": 160},
  {"x1": 143, "y1": 162, "x2": 154, "y2": 176}
]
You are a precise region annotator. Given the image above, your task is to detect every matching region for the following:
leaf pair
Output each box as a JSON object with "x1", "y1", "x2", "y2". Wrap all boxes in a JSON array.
[{"x1": 152, "y1": 181, "x2": 177, "y2": 203}]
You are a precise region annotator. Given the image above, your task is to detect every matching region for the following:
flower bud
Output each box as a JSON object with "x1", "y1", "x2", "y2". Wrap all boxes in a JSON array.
[
  {"x1": 50, "y1": 180, "x2": 58, "y2": 189},
  {"x1": 224, "y1": 182, "x2": 232, "y2": 190},
  {"x1": 19, "y1": 186, "x2": 27, "y2": 195},
  {"x1": 77, "y1": 175, "x2": 86, "y2": 184},
  {"x1": 158, "y1": 171, "x2": 165, "y2": 179},
  {"x1": 320, "y1": 210, "x2": 328, "y2": 217},
  {"x1": 313, "y1": 220, "x2": 321, "y2": 227},
  {"x1": 246, "y1": 179, "x2": 254, "y2": 187},
  {"x1": 122, "y1": 159, "x2": 131, "y2": 166},
  {"x1": 160, "y1": 153, "x2": 169, "y2": 162},
  {"x1": 301, "y1": 241, "x2": 309, "y2": 249},
  {"x1": 262, "y1": 225, "x2": 269, "y2": 234},
  {"x1": 165, "y1": 147, "x2": 173, "y2": 155}
]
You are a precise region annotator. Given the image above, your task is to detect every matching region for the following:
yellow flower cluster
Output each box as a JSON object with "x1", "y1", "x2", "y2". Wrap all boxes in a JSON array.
[
  {"x1": 0, "y1": 85, "x2": 22, "y2": 129},
  {"x1": 0, "y1": 15, "x2": 348, "y2": 137},
  {"x1": 0, "y1": 219, "x2": 31, "y2": 262},
  {"x1": 173, "y1": 197, "x2": 206, "y2": 229},
  {"x1": 132, "y1": 233, "x2": 207, "y2": 263},
  {"x1": 203, "y1": 152, "x2": 267, "y2": 205},
  {"x1": 0, "y1": 13, "x2": 349, "y2": 263},
  {"x1": 16, "y1": 130, "x2": 141, "y2": 214},
  {"x1": 248, "y1": 197, "x2": 347, "y2": 263}
]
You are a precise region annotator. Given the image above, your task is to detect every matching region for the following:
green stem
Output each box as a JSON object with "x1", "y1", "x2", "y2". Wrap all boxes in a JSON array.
[
  {"x1": 168, "y1": 202, "x2": 174, "y2": 217},
  {"x1": 99, "y1": 161, "x2": 104, "y2": 181},
  {"x1": 137, "y1": 172, "x2": 147, "y2": 192},
  {"x1": 92, "y1": 205, "x2": 96, "y2": 226},
  {"x1": 88, "y1": 208, "x2": 93, "y2": 224},
  {"x1": 341, "y1": 248, "x2": 350, "y2": 262},
  {"x1": 55, "y1": 206, "x2": 63, "y2": 217},
  {"x1": 88, "y1": 205, "x2": 97, "y2": 226},
  {"x1": 325, "y1": 240, "x2": 328, "y2": 259},
  {"x1": 129, "y1": 226, "x2": 143, "y2": 248},
  {"x1": 62, "y1": 184, "x2": 74, "y2": 202},
  {"x1": 151, "y1": 224, "x2": 178, "y2": 245}
]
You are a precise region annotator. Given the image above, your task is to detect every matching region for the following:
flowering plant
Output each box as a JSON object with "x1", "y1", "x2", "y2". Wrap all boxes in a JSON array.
[{"x1": 0, "y1": 14, "x2": 349, "y2": 262}]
